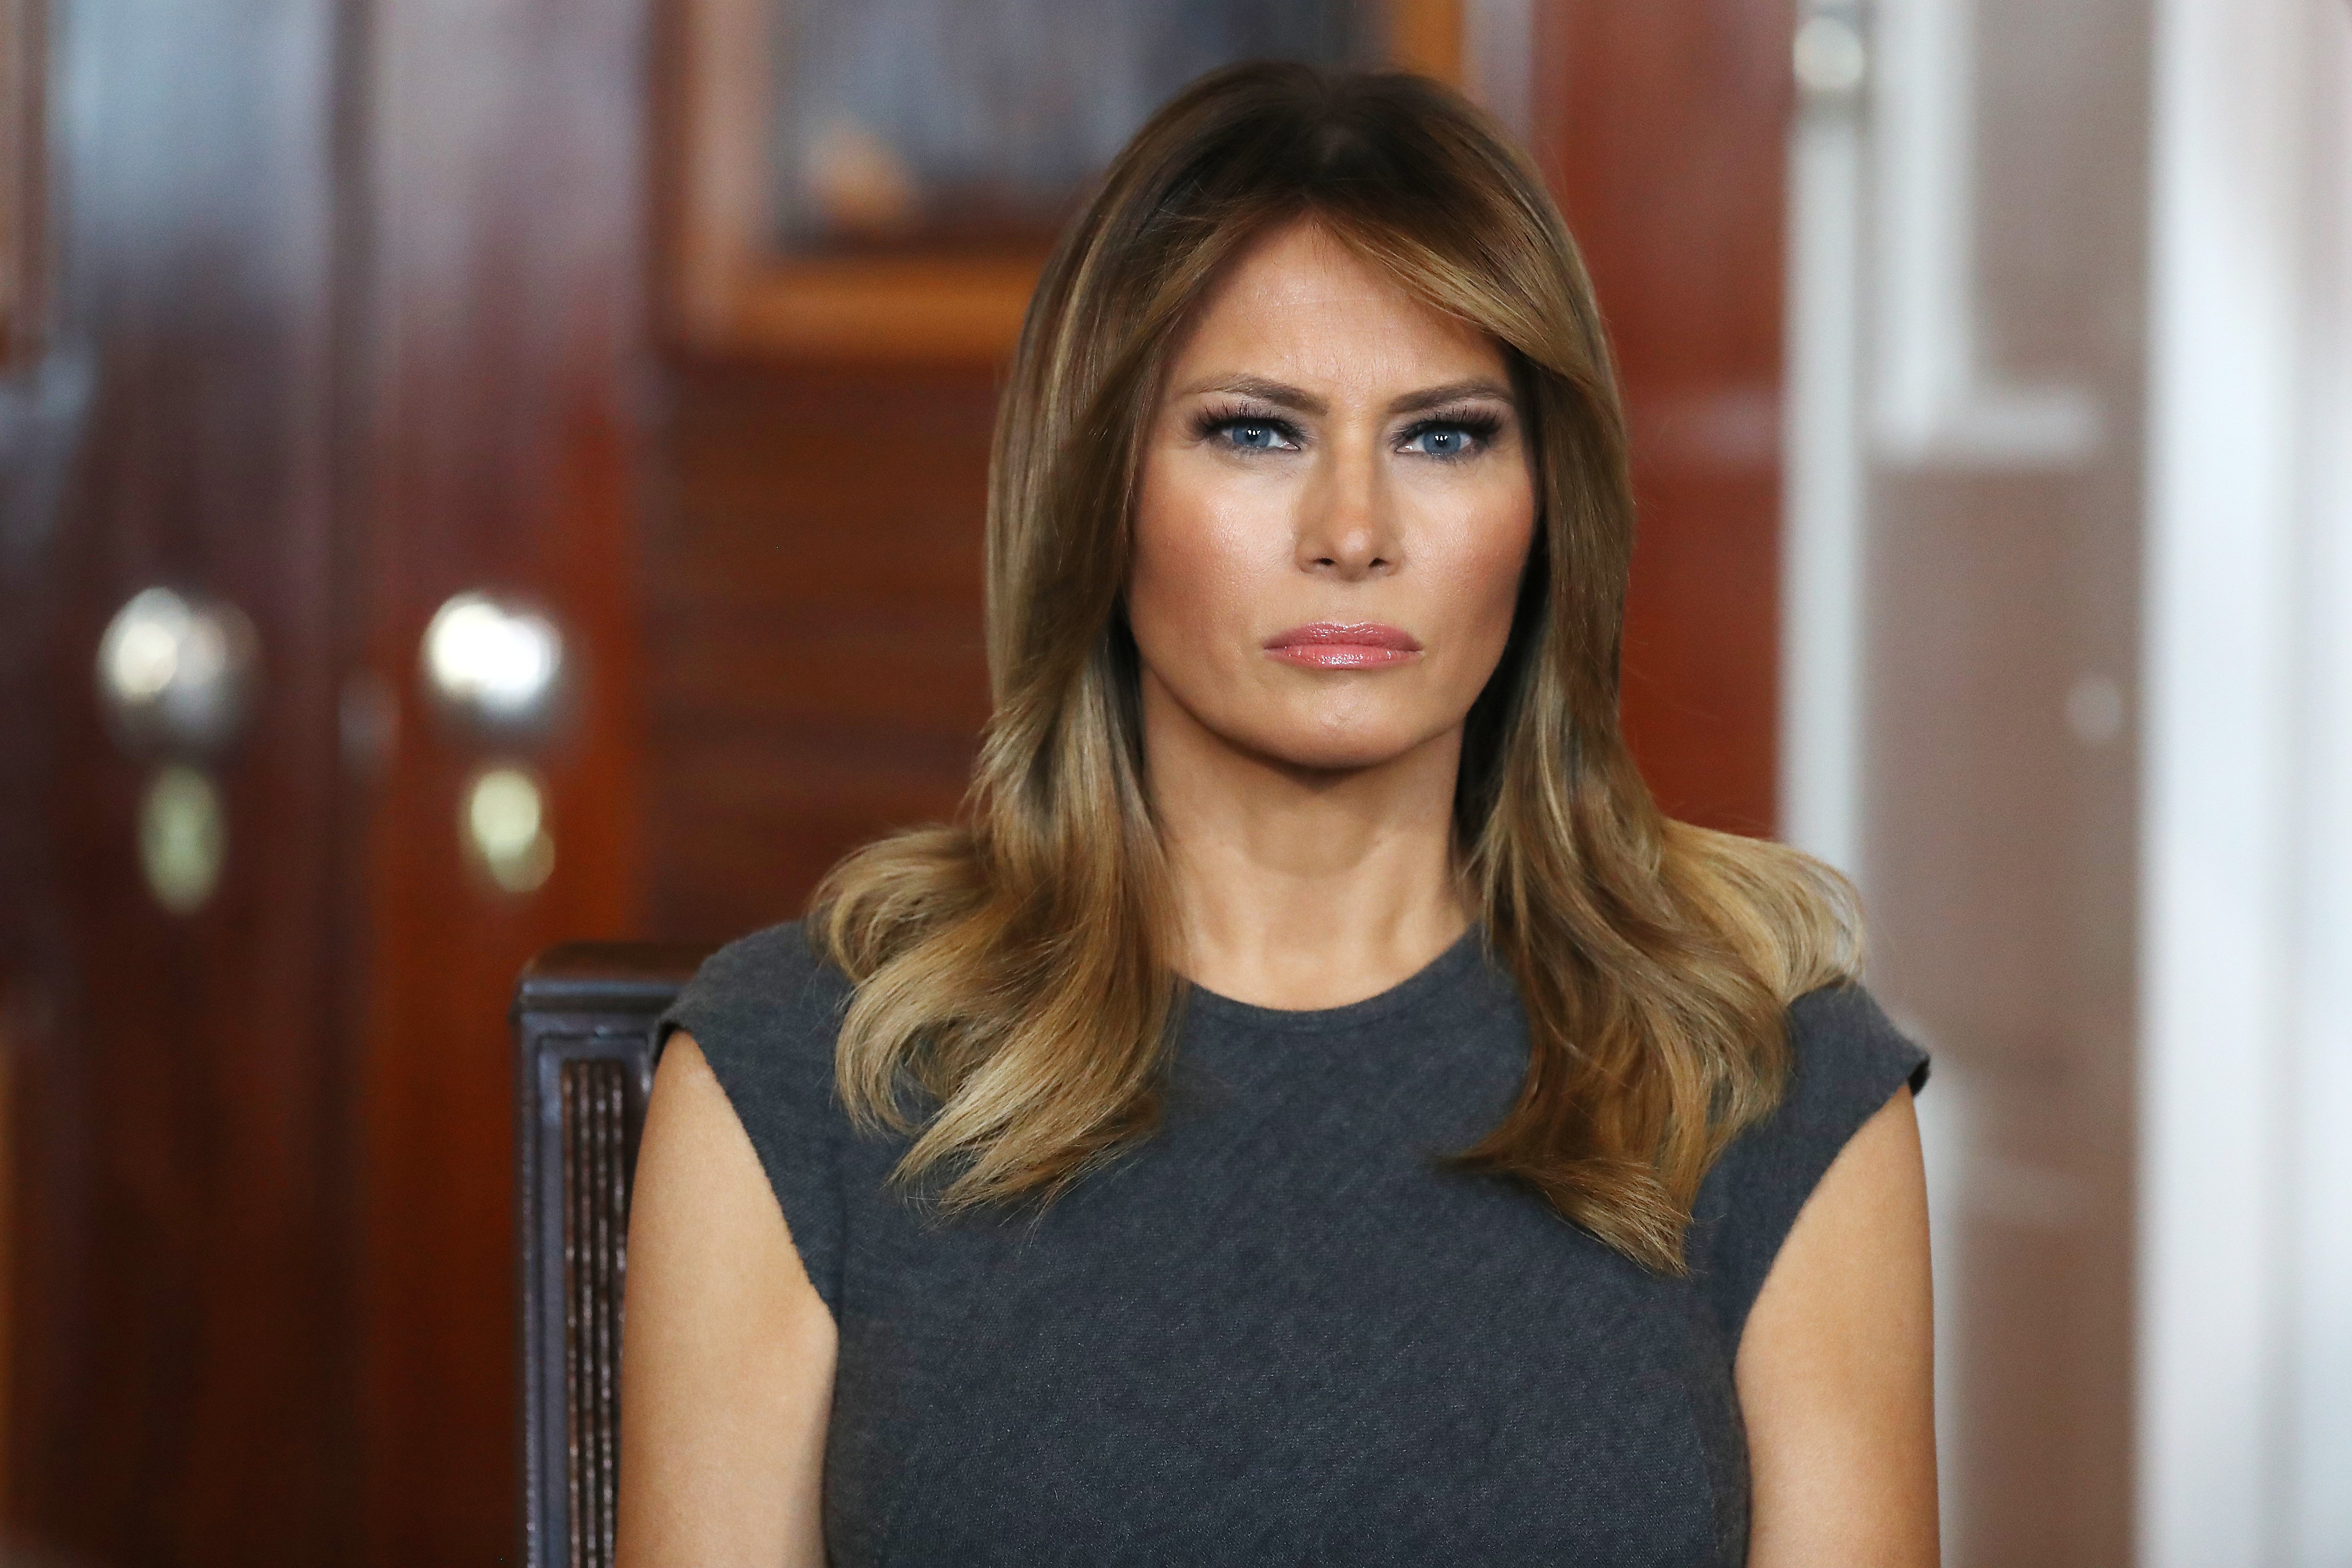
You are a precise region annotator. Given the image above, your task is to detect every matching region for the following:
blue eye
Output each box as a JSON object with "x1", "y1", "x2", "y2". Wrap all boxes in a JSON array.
[
  {"x1": 1403, "y1": 423, "x2": 1490, "y2": 458},
  {"x1": 1399, "y1": 408, "x2": 1510, "y2": 459},
  {"x1": 1221, "y1": 420, "x2": 1294, "y2": 452}
]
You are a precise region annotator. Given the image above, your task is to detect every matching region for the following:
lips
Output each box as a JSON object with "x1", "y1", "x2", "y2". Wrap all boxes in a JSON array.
[{"x1": 1262, "y1": 622, "x2": 1424, "y2": 670}]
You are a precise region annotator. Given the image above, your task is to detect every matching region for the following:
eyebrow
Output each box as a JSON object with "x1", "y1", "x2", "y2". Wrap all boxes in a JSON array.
[
  {"x1": 1182, "y1": 374, "x2": 1329, "y2": 416},
  {"x1": 1179, "y1": 374, "x2": 1516, "y2": 418},
  {"x1": 1387, "y1": 377, "x2": 1516, "y2": 416}
]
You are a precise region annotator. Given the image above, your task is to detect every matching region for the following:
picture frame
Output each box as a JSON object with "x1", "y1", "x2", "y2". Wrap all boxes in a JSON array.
[
  {"x1": 0, "y1": 0, "x2": 42, "y2": 365},
  {"x1": 670, "y1": 0, "x2": 1467, "y2": 360}
]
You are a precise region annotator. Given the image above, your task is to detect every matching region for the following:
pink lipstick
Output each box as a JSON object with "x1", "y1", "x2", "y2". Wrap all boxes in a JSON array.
[{"x1": 1262, "y1": 622, "x2": 1424, "y2": 670}]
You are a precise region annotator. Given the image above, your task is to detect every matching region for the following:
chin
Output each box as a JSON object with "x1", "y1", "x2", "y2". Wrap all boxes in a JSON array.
[{"x1": 1245, "y1": 715, "x2": 1437, "y2": 774}]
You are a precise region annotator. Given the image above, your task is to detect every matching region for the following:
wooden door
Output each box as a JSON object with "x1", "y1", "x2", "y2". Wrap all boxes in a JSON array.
[
  {"x1": 347, "y1": 0, "x2": 646, "y2": 1557},
  {"x1": 1838, "y1": 0, "x2": 2147, "y2": 1556},
  {"x1": 0, "y1": 2, "x2": 356, "y2": 1559},
  {"x1": 0, "y1": 0, "x2": 646, "y2": 1562}
]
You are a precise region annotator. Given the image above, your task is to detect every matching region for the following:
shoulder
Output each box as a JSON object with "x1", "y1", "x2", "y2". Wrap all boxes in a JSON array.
[
  {"x1": 662, "y1": 922, "x2": 852, "y2": 1056},
  {"x1": 658, "y1": 920, "x2": 857, "y2": 1114},
  {"x1": 656, "y1": 920, "x2": 861, "y2": 1312},
  {"x1": 1784, "y1": 983, "x2": 1930, "y2": 1113},
  {"x1": 1691, "y1": 982, "x2": 1929, "y2": 1344},
  {"x1": 675, "y1": 918, "x2": 850, "y2": 1011}
]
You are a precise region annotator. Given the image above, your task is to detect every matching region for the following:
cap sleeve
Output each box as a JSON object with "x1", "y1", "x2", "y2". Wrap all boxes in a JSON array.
[
  {"x1": 655, "y1": 920, "x2": 853, "y2": 1316},
  {"x1": 1690, "y1": 983, "x2": 1928, "y2": 1347}
]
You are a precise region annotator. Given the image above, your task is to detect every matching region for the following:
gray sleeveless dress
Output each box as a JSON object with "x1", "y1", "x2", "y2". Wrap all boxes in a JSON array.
[{"x1": 658, "y1": 921, "x2": 1926, "y2": 1566}]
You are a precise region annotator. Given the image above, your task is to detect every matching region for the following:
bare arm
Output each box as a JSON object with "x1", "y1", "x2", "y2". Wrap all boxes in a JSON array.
[
  {"x1": 617, "y1": 1033, "x2": 836, "y2": 1568},
  {"x1": 1737, "y1": 1086, "x2": 1939, "y2": 1566}
]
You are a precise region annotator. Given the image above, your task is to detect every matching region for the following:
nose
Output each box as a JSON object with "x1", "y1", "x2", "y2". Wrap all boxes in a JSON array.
[{"x1": 1294, "y1": 440, "x2": 1399, "y2": 582}]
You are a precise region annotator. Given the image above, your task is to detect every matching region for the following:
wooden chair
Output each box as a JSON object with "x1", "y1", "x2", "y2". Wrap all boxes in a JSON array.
[{"x1": 513, "y1": 941, "x2": 713, "y2": 1568}]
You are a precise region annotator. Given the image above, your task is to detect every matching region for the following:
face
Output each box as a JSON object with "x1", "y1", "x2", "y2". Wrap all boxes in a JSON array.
[{"x1": 1128, "y1": 220, "x2": 1537, "y2": 776}]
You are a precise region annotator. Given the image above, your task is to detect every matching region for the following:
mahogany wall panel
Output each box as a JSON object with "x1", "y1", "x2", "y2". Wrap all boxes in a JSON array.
[
  {"x1": 643, "y1": 362, "x2": 996, "y2": 940},
  {"x1": 1538, "y1": 0, "x2": 1794, "y2": 833}
]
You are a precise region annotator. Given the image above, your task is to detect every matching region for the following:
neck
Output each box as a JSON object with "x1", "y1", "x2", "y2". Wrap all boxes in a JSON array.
[{"x1": 1141, "y1": 670, "x2": 1473, "y2": 1011}]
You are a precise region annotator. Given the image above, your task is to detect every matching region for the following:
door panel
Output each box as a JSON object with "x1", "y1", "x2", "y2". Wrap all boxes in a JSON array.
[
  {"x1": 1853, "y1": 0, "x2": 2148, "y2": 1551},
  {"x1": 351, "y1": 0, "x2": 647, "y2": 1557},
  {"x1": 2, "y1": 1, "x2": 354, "y2": 1561},
  {"x1": 1, "y1": 0, "x2": 651, "y2": 1561}
]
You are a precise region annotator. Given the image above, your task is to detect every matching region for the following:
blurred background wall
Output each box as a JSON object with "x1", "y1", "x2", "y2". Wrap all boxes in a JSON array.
[
  {"x1": 1785, "y1": 0, "x2": 2151, "y2": 1558},
  {"x1": 0, "y1": 0, "x2": 2343, "y2": 1563}
]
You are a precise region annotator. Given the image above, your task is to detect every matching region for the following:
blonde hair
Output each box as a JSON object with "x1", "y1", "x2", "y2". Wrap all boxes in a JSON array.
[{"x1": 813, "y1": 62, "x2": 1858, "y2": 1273}]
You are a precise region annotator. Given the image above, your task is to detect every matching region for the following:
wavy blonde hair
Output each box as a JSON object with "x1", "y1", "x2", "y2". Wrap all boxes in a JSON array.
[{"x1": 813, "y1": 62, "x2": 1858, "y2": 1273}]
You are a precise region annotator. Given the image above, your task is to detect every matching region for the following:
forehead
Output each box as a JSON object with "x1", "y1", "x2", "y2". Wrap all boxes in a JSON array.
[{"x1": 1167, "y1": 220, "x2": 1507, "y2": 391}]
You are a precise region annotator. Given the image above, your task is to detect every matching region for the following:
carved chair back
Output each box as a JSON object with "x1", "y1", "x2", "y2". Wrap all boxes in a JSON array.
[{"x1": 513, "y1": 942, "x2": 711, "y2": 1568}]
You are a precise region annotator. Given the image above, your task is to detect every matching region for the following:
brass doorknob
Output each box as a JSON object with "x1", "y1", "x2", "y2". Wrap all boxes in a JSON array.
[
  {"x1": 420, "y1": 591, "x2": 567, "y2": 896},
  {"x1": 95, "y1": 585, "x2": 260, "y2": 756},
  {"x1": 95, "y1": 587, "x2": 259, "y2": 915},
  {"x1": 420, "y1": 590, "x2": 567, "y2": 732}
]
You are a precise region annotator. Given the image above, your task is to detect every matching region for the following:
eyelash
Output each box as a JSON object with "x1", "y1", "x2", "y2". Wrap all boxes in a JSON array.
[
  {"x1": 1191, "y1": 403, "x2": 1507, "y2": 461},
  {"x1": 1191, "y1": 404, "x2": 1304, "y2": 454},
  {"x1": 1399, "y1": 410, "x2": 1505, "y2": 460}
]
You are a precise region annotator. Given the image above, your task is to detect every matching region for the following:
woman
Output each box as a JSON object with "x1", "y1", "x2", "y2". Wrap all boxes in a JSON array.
[{"x1": 620, "y1": 62, "x2": 1936, "y2": 1567}]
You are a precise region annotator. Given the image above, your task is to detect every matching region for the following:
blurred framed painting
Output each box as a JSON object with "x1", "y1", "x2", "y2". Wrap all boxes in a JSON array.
[
  {"x1": 672, "y1": 0, "x2": 1468, "y2": 358},
  {"x1": 0, "y1": 0, "x2": 41, "y2": 363}
]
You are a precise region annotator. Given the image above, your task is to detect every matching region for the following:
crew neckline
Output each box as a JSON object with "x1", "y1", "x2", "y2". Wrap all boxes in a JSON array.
[{"x1": 1178, "y1": 924, "x2": 1489, "y2": 1035}]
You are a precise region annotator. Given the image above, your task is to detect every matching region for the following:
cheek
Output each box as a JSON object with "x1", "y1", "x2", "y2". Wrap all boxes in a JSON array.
[
  {"x1": 1128, "y1": 454, "x2": 1269, "y2": 655},
  {"x1": 1426, "y1": 484, "x2": 1539, "y2": 672}
]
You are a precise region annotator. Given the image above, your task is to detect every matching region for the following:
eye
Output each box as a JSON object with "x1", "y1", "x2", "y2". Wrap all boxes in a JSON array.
[
  {"x1": 1212, "y1": 417, "x2": 1300, "y2": 454},
  {"x1": 1399, "y1": 415, "x2": 1502, "y2": 460}
]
